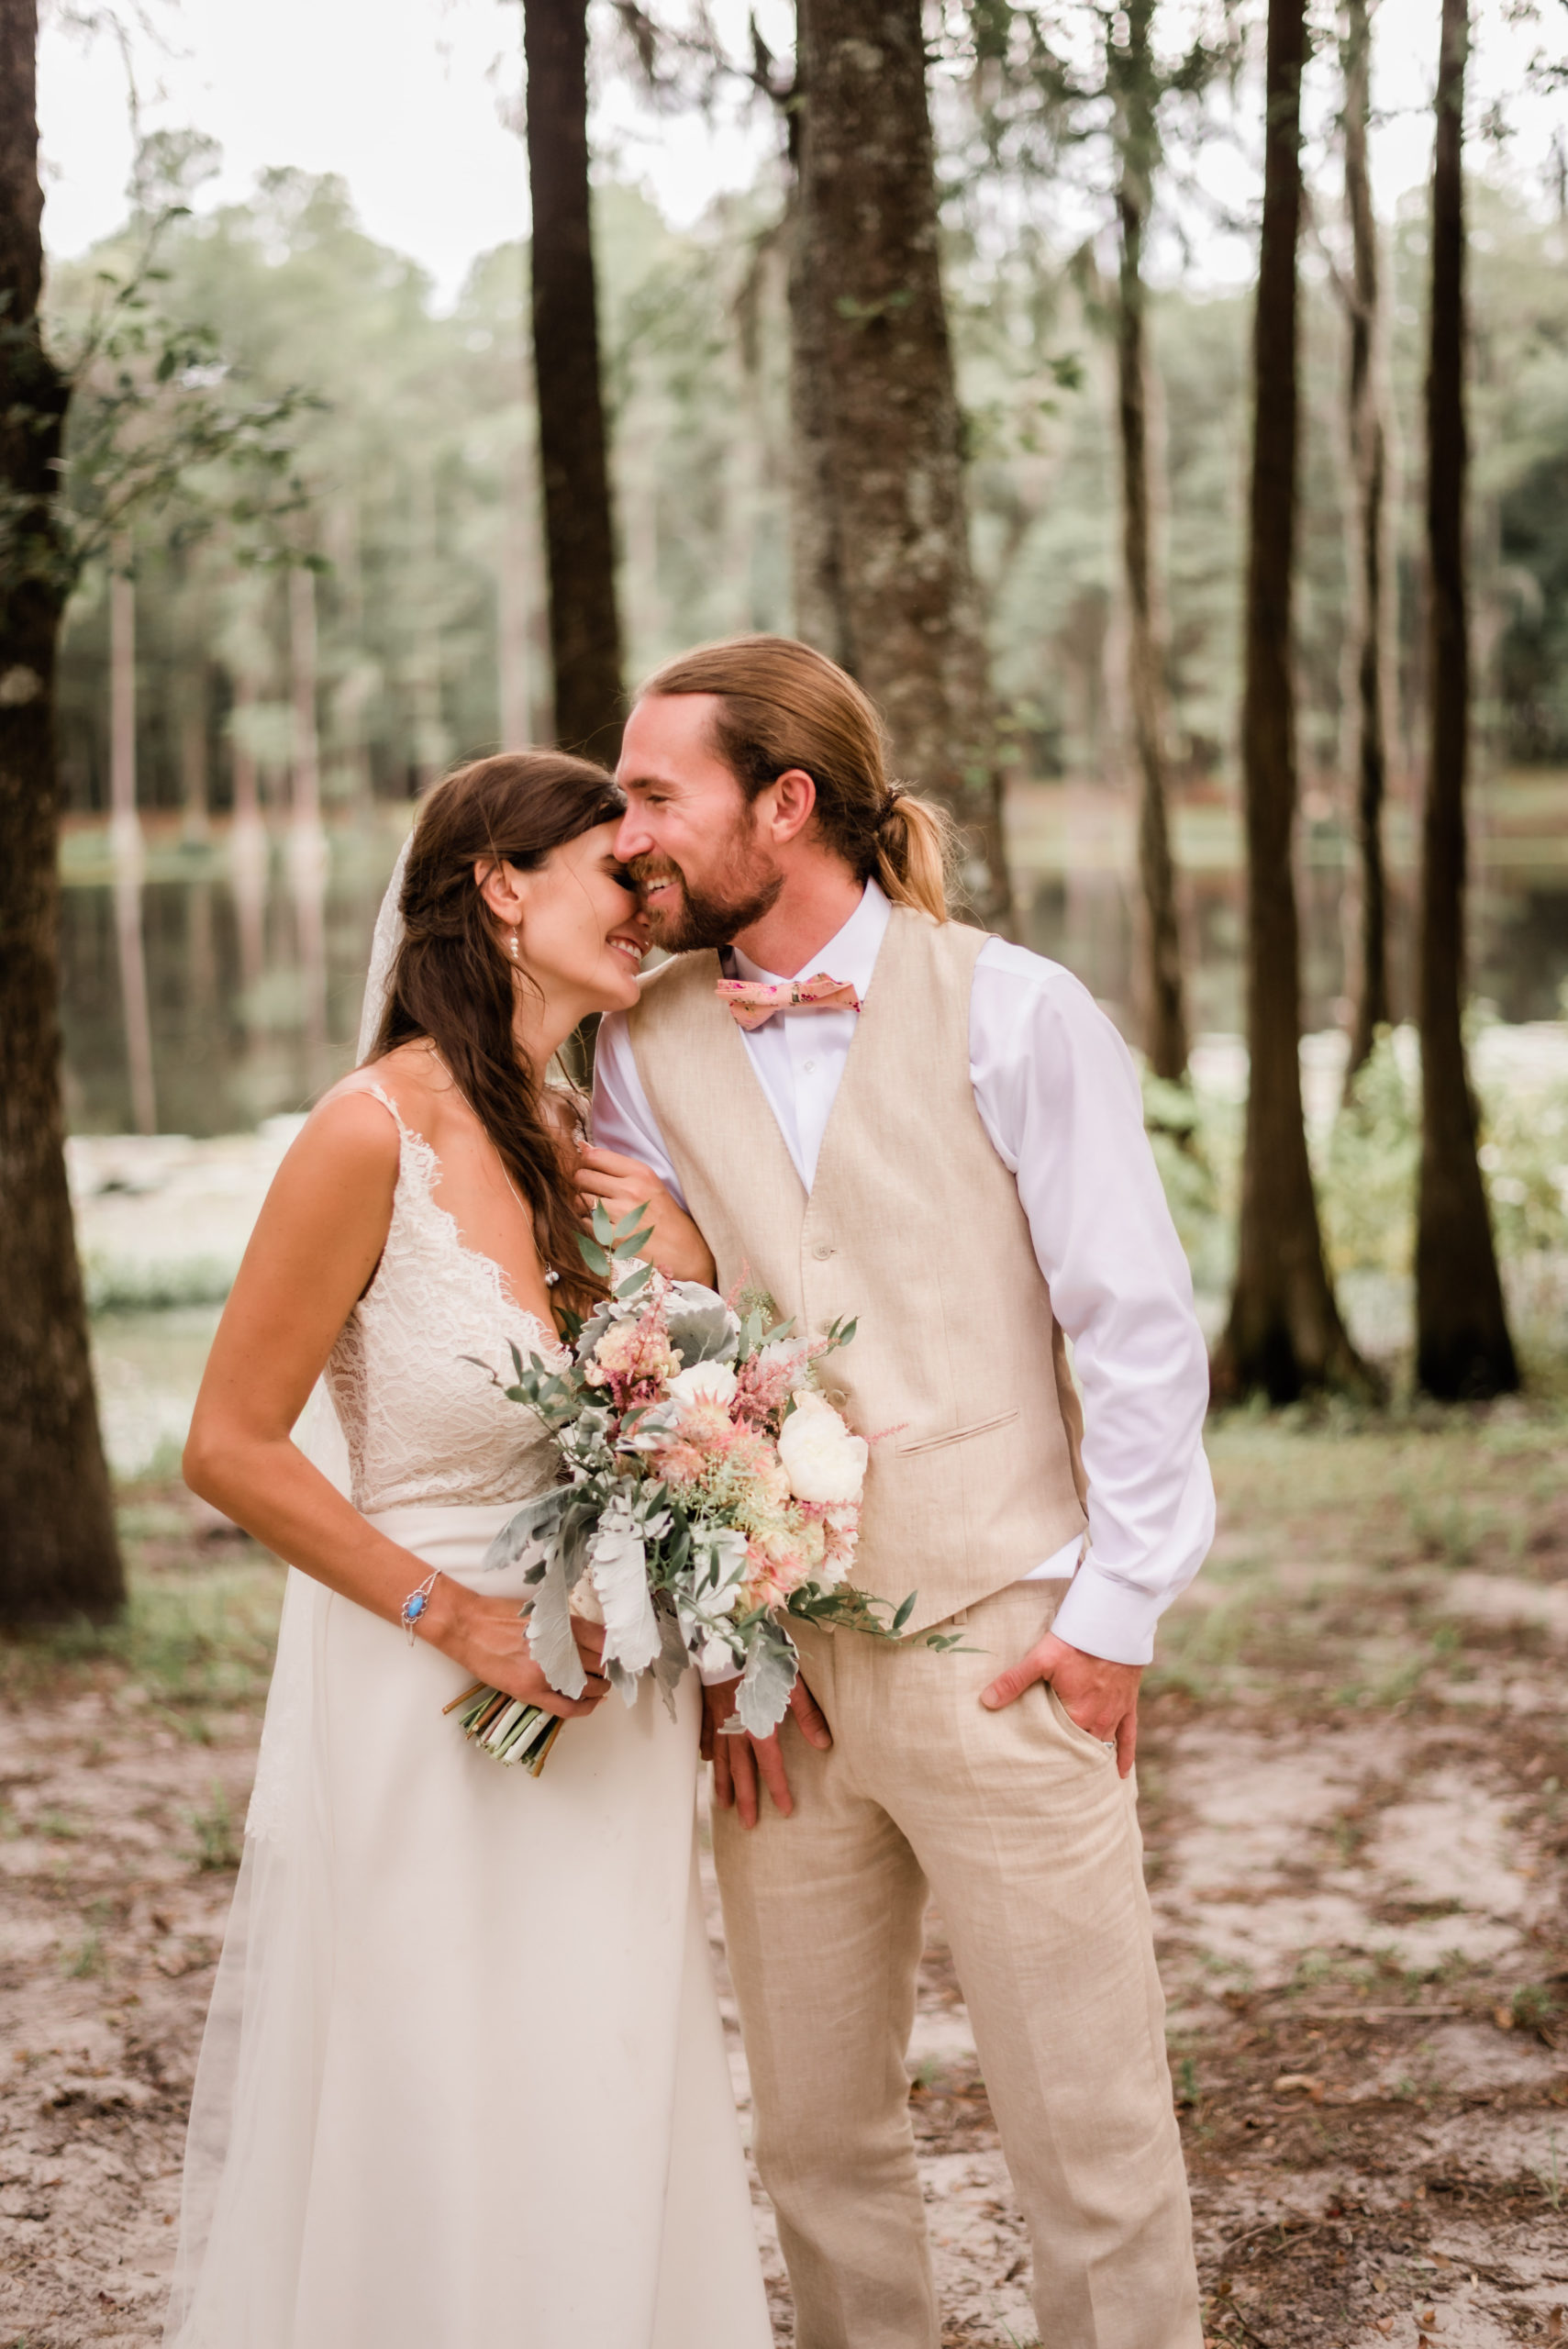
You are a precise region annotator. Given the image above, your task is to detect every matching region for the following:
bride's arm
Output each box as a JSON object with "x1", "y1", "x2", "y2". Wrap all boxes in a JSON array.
[{"x1": 183, "y1": 1096, "x2": 606, "y2": 1716}]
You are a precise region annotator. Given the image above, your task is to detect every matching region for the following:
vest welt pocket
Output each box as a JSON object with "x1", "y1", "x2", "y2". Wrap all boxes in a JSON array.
[{"x1": 895, "y1": 1408, "x2": 1020, "y2": 1457}]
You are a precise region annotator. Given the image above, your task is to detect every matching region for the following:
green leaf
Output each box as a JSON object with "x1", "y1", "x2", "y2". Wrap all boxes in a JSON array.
[
  {"x1": 616, "y1": 1262, "x2": 655, "y2": 1300},
  {"x1": 730, "y1": 1618, "x2": 800, "y2": 1738},
  {"x1": 612, "y1": 1201, "x2": 654, "y2": 1242},
  {"x1": 577, "y1": 1232, "x2": 612, "y2": 1275},
  {"x1": 892, "y1": 1591, "x2": 917, "y2": 1635}
]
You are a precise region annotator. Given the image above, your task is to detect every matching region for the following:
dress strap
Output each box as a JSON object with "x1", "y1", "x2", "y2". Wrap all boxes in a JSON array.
[
  {"x1": 360, "y1": 1079, "x2": 409, "y2": 1135},
  {"x1": 355, "y1": 1083, "x2": 440, "y2": 1194}
]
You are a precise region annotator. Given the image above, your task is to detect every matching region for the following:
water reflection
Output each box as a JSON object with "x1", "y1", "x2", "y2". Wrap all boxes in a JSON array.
[
  {"x1": 59, "y1": 791, "x2": 1567, "y2": 1139},
  {"x1": 61, "y1": 824, "x2": 402, "y2": 1137}
]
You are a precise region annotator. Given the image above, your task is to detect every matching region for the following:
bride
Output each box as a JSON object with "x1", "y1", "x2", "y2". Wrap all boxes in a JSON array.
[{"x1": 167, "y1": 751, "x2": 773, "y2": 2347}]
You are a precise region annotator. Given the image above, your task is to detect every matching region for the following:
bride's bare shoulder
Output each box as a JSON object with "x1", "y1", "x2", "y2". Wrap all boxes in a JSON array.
[{"x1": 315, "y1": 1041, "x2": 447, "y2": 1141}]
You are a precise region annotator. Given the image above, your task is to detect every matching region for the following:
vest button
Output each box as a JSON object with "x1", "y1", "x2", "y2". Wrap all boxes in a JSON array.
[
  {"x1": 826, "y1": 1387, "x2": 847, "y2": 1407},
  {"x1": 811, "y1": 1241, "x2": 834, "y2": 1260}
]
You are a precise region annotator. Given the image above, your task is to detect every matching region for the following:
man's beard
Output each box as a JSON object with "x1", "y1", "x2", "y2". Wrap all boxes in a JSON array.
[{"x1": 631, "y1": 832, "x2": 783, "y2": 953}]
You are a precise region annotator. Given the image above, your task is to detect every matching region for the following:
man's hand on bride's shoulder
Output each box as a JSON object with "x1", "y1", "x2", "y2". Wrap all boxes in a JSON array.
[
  {"x1": 702, "y1": 1675, "x2": 833, "y2": 1829},
  {"x1": 423, "y1": 1580, "x2": 610, "y2": 1719},
  {"x1": 574, "y1": 1144, "x2": 717, "y2": 1287}
]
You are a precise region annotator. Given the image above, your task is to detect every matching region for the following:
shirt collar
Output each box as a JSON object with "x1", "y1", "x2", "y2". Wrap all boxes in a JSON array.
[{"x1": 728, "y1": 879, "x2": 892, "y2": 1000}]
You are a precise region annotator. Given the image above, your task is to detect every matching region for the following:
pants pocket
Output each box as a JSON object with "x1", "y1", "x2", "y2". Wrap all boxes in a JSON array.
[{"x1": 1045, "y1": 1684, "x2": 1118, "y2": 1762}]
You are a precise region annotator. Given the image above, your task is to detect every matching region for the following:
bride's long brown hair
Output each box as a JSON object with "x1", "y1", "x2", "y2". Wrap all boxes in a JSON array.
[{"x1": 368, "y1": 751, "x2": 626, "y2": 1323}]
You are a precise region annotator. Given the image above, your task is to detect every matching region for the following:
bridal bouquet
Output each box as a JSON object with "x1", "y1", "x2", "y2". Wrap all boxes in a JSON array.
[{"x1": 447, "y1": 1204, "x2": 917, "y2": 1774}]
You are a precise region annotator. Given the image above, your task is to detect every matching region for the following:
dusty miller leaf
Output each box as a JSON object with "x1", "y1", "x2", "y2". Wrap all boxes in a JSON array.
[
  {"x1": 481, "y1": 1486, "x2": 568, "y2": 1575},
  {"x1": 730, "y1": 1618, "x2": 800, "y2": 1739},
  {"x1": 526, "y1": 1551, "x2": 587, "y2": 1698},
  {"x1": 588, "y1": 1497, "x2": 662, "y2": 1697}
]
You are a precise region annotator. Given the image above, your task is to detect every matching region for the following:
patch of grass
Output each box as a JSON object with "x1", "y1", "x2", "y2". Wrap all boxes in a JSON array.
[
  {"x1": 187, "y1": 1782, "x2": 241, "y2": 1872},
  {"x1": 1511, "y1": 1983, "x2": 1558, "y2": 2032},
  {"x1": 0, "y1": 1556, "x2": 283, "y2": 1713},
  {"x1": 61, "y1": 1931, "x2": 106, "y2": 1979},
  {"x1": 1532, "y1": 2128, "x2": 1563, "y2": 2211},
  {"x1": 33, "y1": 1808, "x2": 83, "y2": 1840}
]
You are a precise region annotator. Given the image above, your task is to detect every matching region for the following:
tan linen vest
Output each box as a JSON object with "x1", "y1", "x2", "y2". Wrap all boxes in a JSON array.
[{"x1": 626, "y1": 907, "x2": 1087, "y2": 1634}]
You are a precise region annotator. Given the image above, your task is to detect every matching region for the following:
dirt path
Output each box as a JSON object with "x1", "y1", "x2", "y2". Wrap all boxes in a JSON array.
[{"x1": 3, "y1": 1407, "x2": 1565, "y2": 2346}]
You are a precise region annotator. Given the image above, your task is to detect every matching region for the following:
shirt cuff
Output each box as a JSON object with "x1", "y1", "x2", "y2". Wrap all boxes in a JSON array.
[{"x1": 1048, "y1": 1558, "x2": 1163, "y2": 1668}]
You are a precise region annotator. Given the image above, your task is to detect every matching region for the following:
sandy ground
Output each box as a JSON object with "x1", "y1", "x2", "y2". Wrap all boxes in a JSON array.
[{"x1": 2, "y1": 1407, "x2": 1566, "y2": 2347}]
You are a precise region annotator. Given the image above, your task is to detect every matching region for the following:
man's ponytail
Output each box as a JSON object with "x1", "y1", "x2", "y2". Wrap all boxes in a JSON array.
[{"x1": 872, "y1": 789, "x2": 955, "y2": 923}]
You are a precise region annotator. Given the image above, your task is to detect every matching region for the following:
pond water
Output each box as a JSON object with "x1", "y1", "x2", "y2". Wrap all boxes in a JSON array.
[{"x1": 59, "y1": 778, "x2": 1568, "y2": 1139}]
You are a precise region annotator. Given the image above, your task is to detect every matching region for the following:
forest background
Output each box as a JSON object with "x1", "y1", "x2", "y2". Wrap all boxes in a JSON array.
[
  {"x1": 2, "y1": 3, "x2": 1568, "y2": 2340},
  {"x1": 42, "y1": 0, "x2": 1568, "y2": 1403}
]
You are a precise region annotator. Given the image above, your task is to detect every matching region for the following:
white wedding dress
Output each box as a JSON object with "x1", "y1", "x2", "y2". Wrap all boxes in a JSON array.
[{"x1": 164, "y1": 1083, "x2": 773, "y2": 2348}]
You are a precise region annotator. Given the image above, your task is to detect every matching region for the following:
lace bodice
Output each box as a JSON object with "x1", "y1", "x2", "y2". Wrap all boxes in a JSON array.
[{"x1": 325, "y1": 1085, "x2": 565, "y2": 1515}]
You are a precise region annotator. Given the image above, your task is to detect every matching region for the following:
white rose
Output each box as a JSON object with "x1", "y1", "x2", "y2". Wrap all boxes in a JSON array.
[
  {"x1": 668, "y1": 1358, "x2": 739, "y2": 1409},
  {"x1": 776, "y1": 1389, "x2": 868, "y2": 1506}
]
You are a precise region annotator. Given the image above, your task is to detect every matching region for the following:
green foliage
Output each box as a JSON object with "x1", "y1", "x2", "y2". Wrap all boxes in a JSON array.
[
  {"x1": 45, "y1": 135, "x2": 1568, "y2": 826},
  {"x1": 186, "y1": 1782, "x2": 241, "y2": 1872},
  {"x1": 0, "y1": 1559, "x2": 282, "y2": 1713},
  {"x1": 1142, "y1": 1024, "x2": 1568, "y2": 1378},
  {"x1": 1320, "y1": 1032, "x2": 1420, "y2": 1282}
]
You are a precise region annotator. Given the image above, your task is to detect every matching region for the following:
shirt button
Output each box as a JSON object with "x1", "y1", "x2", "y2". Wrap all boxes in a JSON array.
[
  {"x1": 811, "y1": 1241, "x2": 834, "y2": 1261},
  {"x1": 802, "y1": 1059, "x2": 817, "y2": 1074}
]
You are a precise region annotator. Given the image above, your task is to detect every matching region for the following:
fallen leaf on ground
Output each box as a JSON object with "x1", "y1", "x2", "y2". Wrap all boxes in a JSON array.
[{"x1": 1272, "y1": 2072, "x2": 1324, "y2": 2099}]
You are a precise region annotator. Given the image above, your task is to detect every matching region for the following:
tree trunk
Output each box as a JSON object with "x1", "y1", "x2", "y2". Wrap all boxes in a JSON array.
[
  {"x1": 288, "y1": 563, "x2": 328, "y2": 1089},
  {"x1": 785, "y1": 161, "x2": 850, "y2": 666},
  {"x1": 1414, "y1": 0, "x2": 1517, "y2": 1398},
  {"x1": 108, "y1": 557, "x2": 157, "y2": 1139},
  {"x1": 521, "y1": 0, "x2": 623, "y2": 762},
  {"x1": 1113, "y1": 0, "x2": 1188, "y2": 1081},
  {"x1": 791, "y1": 0, "x2": 1011, "y2": 927},
  {"x1": 0, "y1": 0, "x2": 123, "y2": 1622},
  {"x1": 497, "y1": 440, "x2": 538, "y2": 748},
  {"x1": 288, "y1": 563, "x2": 323, "y2": 835},
  {"x1": 180, "y1": 669, "x2": 210, "y2": 847},
  {"x1": 1340, "y1": 0, "x2": 1391, "y2": 1087},
  {"x1": 1214, "y1": 0, "x2": 1374, "y2": 1404},
  {"x1": 228, "y1": 666, "x2": 268, "y2": 1006}
]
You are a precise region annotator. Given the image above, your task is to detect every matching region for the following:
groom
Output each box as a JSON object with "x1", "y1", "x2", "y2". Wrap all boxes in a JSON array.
[{"x1": 585, "y1": 635, "x2": 1213, "y2": 2349}]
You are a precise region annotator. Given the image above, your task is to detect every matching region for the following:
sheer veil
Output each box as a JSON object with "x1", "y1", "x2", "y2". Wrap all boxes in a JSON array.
[
  {"x1": 357, "y1": 833, "x2": 412, "y2": 1062},
  {"x1": 164, "y1": 837, "x2": 414, "y2": 2344}
]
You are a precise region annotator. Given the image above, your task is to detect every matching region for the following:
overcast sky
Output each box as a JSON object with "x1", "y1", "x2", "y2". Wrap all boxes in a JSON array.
[{"x1": 38, "y1": 0, "x2": 1565, "y2": 308}]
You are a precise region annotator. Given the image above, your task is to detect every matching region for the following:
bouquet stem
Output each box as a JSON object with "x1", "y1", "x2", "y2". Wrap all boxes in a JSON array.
[{"x1": 443, "y1": 1682, "x2": 565, "y2": 1776}]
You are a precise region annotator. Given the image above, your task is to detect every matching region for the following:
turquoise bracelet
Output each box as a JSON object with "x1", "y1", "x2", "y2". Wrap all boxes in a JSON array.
[{"x1": 400, "y1": 1569, "x2": 440, "y2": 1644}]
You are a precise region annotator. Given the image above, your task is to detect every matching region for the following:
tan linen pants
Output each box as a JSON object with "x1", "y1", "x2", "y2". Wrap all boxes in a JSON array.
[{"x1": 712, "y1": 1581, "x2": 1201, "y2": 2349}]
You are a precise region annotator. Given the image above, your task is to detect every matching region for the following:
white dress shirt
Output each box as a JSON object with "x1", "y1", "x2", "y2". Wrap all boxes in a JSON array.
[{"x1": 592, "y1": 882, "x2": 1214, "y2": 1666}]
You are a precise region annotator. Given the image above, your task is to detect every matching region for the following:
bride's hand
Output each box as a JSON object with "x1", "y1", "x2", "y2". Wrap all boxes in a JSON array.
[
  {"x1": 429, "y1": 1586, "x2": 610, "y2": 1717},
  {"x1": 574, "y1": 1145, "x2": 717, "y2": 1287}
]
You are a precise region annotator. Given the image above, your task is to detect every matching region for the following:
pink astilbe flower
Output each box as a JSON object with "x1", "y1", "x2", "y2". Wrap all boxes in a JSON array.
[
  {"x1": 732, "y1": 1338, "x2": 809, "y2": 1428},
  {"x1": 584, "y1": 1305, "x2": 680, "y2": 1411}
]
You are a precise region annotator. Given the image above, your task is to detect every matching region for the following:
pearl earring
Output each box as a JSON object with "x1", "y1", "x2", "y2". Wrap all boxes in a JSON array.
[{"x1": 507, "y1": 928, "x2": 520, "y2": 963}]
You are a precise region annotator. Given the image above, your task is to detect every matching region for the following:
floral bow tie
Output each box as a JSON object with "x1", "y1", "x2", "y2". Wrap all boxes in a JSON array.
[{"x1": 716, "y1": 973, "x2": 863, "y2": 1032}]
